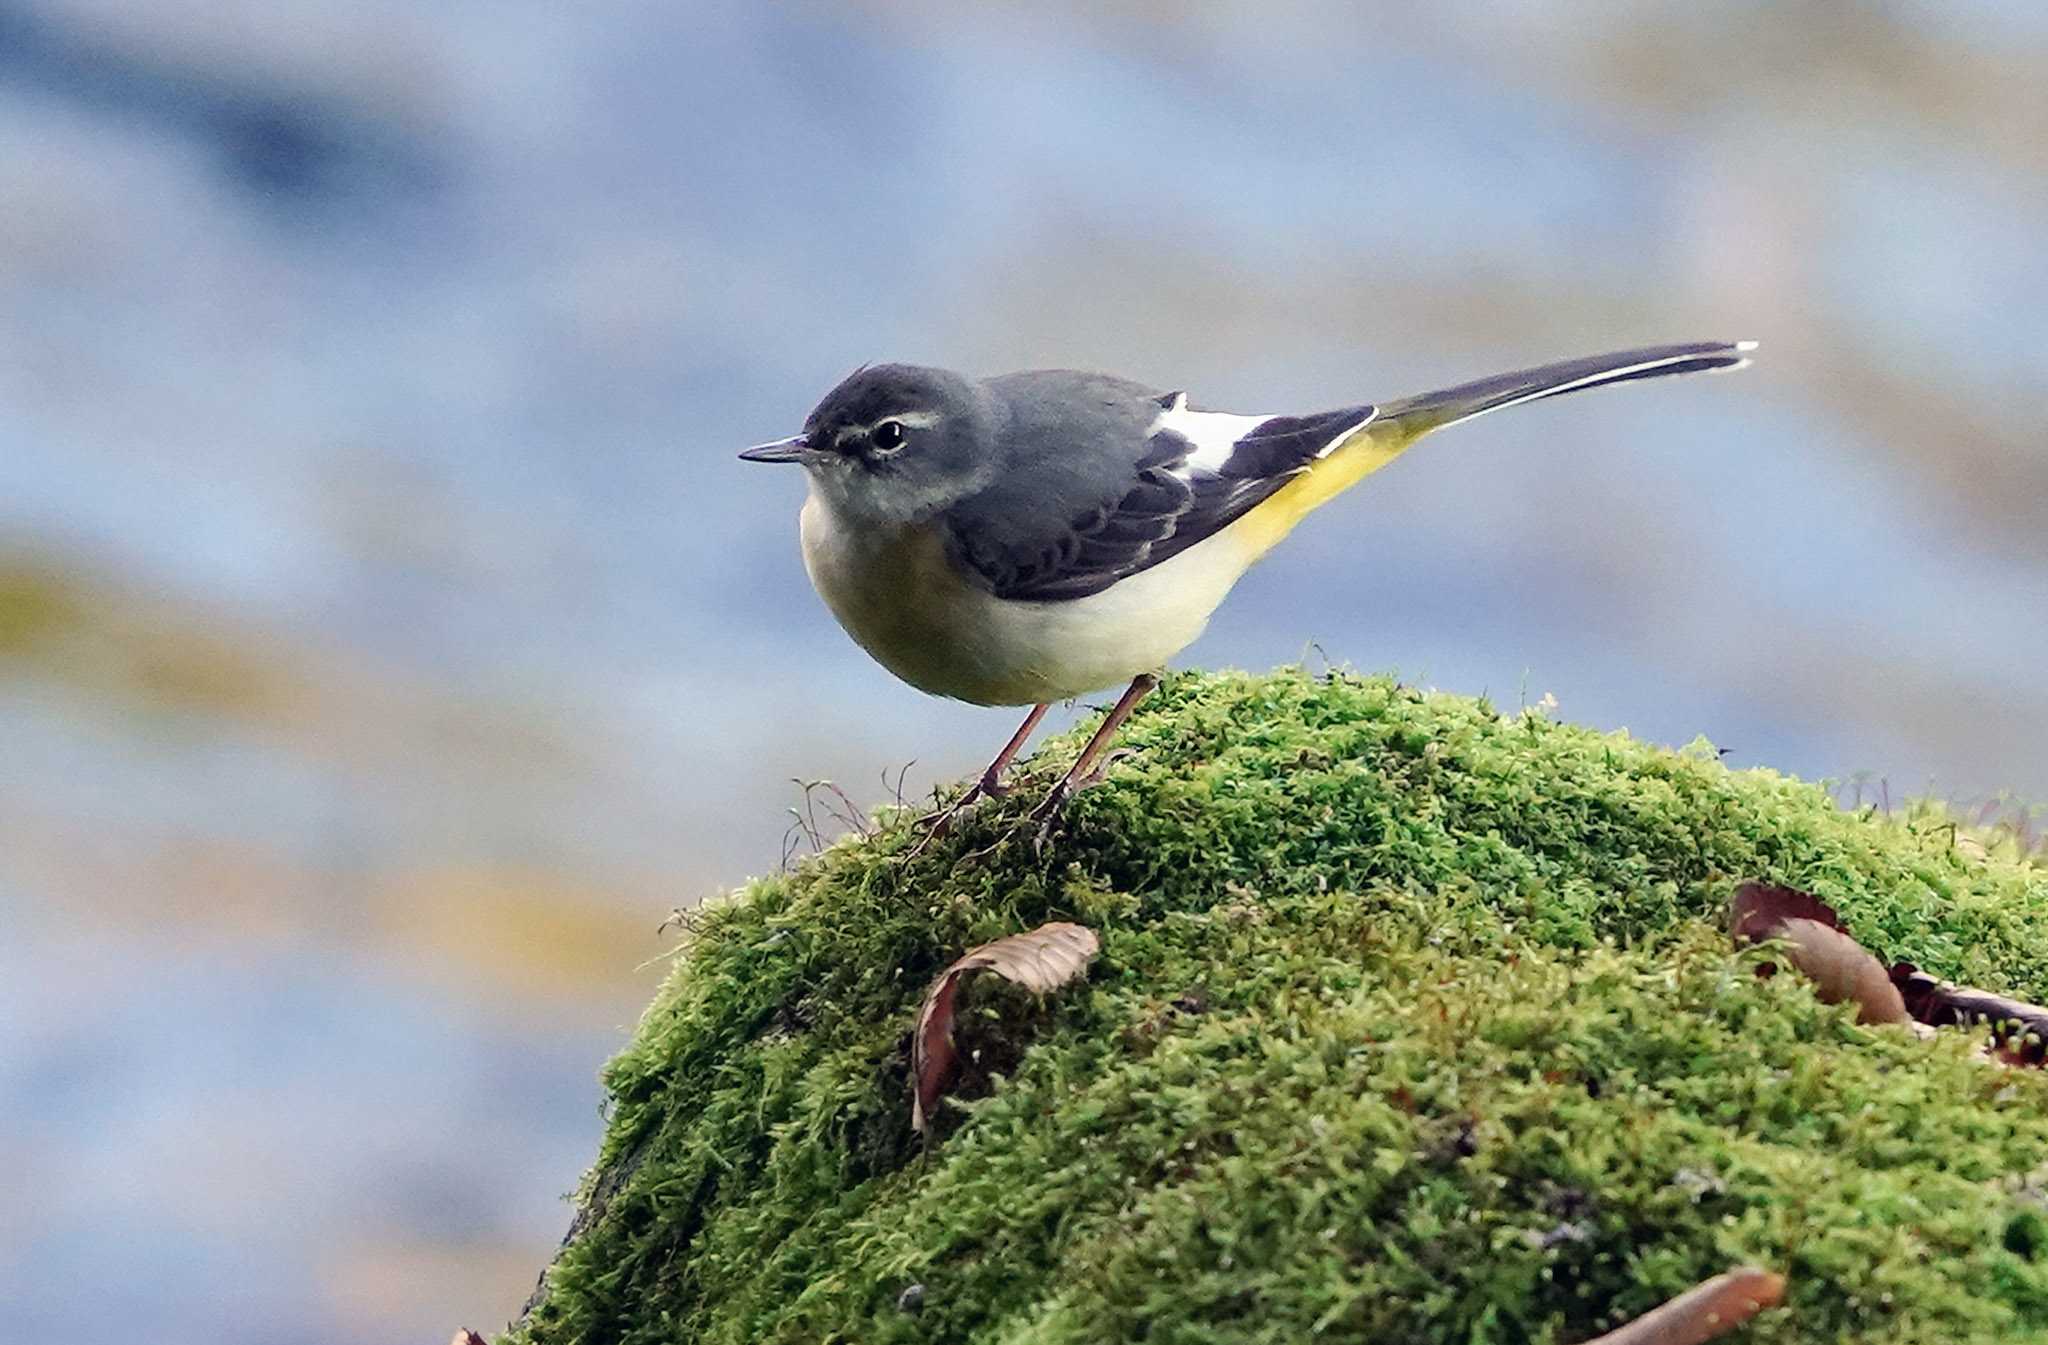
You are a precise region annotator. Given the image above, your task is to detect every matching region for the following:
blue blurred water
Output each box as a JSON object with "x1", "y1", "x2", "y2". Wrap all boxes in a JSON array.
[{"x1": 3, "y1": 2, "x2": 2045, "y2": 1340}]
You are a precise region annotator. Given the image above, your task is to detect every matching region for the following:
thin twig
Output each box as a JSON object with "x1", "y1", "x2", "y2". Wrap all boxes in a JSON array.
[
  {"x1": 819, "y1": 781, "x2": 872, "y2": 838},
  {"x1": 883, "y1": 759, "x2": 917, "y2": 810},
  {"x1": 799, "y1": 779, "x2": 825, "y2": 851}
]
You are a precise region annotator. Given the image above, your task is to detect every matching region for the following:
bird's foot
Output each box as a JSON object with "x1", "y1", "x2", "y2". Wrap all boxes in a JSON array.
[
  {"x1": 1074, "y1": 747, "x2": 1134, "y2": 793},
  {"x1": 1028, "y1": 784, "x2": 1068, "y2": 854},
  {"x1": 904, "y1": 767, "x2": 1009, "y2": 859},
  {"x1": 1028, "y1": 749, "x2": 1134, "y2": 852}
]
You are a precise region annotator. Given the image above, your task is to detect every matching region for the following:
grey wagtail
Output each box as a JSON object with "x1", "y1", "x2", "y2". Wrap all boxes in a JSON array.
[{"x1": 741, "y1": 341, "x2": 1754, "y2": 833}]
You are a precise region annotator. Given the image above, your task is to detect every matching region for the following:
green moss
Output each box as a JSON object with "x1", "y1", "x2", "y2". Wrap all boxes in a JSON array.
[{"x1": 511, "y1": 669, "x2": 2048, "y2": 1344}]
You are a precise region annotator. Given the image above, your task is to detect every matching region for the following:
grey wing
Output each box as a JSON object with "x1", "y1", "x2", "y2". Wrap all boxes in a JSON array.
[{"x1": 946, "y1": 371, "x2": 1375, "y2": 602}]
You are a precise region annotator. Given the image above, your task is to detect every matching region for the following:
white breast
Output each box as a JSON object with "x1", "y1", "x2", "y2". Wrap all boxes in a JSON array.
[{"x1": 798, "y1": 492, "x2": 1261, "y2": 706}]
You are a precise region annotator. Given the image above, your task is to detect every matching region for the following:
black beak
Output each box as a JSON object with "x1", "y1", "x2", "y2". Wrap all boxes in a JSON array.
[{"x1": 738, "y1": 434, "x2": 811, "y2": 464}]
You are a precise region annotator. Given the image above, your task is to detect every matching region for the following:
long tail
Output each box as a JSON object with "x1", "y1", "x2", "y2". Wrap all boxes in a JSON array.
[
  {"x1": 1371, "y1": 340, "x2": 1755, "y2": 439},
  {"x1": 1232, "y1": 340, "x2": 1754, "y2": 560}
]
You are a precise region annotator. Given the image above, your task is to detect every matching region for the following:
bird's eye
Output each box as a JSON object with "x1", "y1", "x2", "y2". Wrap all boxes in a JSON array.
[{"x1": 870, "y1": 420, "x2": 907, "y2": 453}]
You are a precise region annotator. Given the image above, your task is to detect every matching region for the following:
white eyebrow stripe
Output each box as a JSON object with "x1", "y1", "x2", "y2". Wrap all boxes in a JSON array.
[{"x1": 835, "y1": 409, "x2": 943, "y2": 446}]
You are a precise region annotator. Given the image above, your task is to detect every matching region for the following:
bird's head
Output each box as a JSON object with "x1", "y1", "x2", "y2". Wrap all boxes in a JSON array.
[{"x1": 740, "y1": 364, "x2": 997, "y2": 526}]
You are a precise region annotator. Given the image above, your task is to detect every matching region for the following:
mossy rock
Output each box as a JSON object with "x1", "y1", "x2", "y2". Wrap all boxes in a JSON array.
[{"x1": 510, "y1": 669, "x2": 2048, "y2": 1344}]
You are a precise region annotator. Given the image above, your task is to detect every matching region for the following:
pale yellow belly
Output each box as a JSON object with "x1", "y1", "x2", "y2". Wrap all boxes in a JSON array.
[{"x1": 798, "y1": 495, "x2": 1261, "y2": 706}]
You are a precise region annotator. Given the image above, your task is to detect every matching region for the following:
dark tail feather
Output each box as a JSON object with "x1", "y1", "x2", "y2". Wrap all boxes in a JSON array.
[{"x1": 1375, "y1": 340, "x2": 1755, "y2": 438}]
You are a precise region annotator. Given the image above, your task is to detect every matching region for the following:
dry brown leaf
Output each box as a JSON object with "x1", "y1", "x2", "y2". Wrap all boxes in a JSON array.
[
  {"x1": 1775, "y1": 918, "x2": 1912, "y2": 1025},
  {"x1": 1729, "y1": 880, "x2": 1843, "y2": 942},
  {"x1": 912, "y1": 921, "x2": 1099, "y2": 1134},
  {"x1": 1582, "y1": 1265, "x2": 1786, "y2": 1345},
  {"x1": 451, "y1": 1332, "x2": 487, "y2": 1345},
  {"x1": 1732, "y1": 880, "x2": 2044, "y2": 1057},
  {"x1": 1729, "y1": 882, "x2": 1907, "y2": 1025}
]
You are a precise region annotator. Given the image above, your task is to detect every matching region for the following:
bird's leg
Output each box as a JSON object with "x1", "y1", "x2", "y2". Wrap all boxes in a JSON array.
[
  {"x1": 1030, "y1": 673, "x2": 1158, "y2": 837},
  {"x1": 912, "y1": 703, "x2": 1049, "y2": 845},
  {"x1": 972, "y1": 702, "x2": 1049, "y2": 799}
]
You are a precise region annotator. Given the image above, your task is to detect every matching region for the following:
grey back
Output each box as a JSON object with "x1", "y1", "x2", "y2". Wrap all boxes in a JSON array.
[{"x1": 944, "y1": 371, "x2": 1368, "y2": 601}]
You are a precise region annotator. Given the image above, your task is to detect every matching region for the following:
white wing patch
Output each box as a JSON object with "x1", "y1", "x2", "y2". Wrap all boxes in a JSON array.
[
  {"x1": 1150, "y1": 394, "x2": 1280, "y2": 474},
  {"x1": 1151, "y1": 393, "x2": 1373, "y2": 481}
]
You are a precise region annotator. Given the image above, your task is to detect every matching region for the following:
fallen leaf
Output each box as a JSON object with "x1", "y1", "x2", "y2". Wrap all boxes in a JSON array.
[
  {"x1": 1774, "y1": 918, "x2": 1912, "y2": 1025},
  {"x1": 1582, "y1": 1265, "x2": 1786, "y2": 1345},
  {"x1": 1730, "y1": 883, "x2": 1907, "y2": 1025},
  {"x1": 1729, "y1": 881, "x2": 1843, "y2": 942},
  {"x1": 451, "y1": 1332, "x2": 487, "y2": 1345},
  {"x1": 912, "y1": 922, "x2": 1099, "y2": 1134},
  {"x1": 1731, "y1": 882, "x2": 2047, "y2": 1062}
]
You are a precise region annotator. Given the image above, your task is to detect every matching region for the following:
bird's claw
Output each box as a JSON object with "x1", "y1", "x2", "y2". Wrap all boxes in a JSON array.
[
  {"x1": 1028, "y1": 783, "x2": 1069, "y2": 854},
  {"x1": 904, "y1": 791, "x2": 976, "y2": 859},
  {"x1": 1075, "y1": 747, "x2": 1135, "y2": 791},
  {"x1": 904, "y1": 766, "x2": 1012, "y2": 859},
  {"x1": 1027, "y1": 749, "x2": 1133, "y2": 852}
]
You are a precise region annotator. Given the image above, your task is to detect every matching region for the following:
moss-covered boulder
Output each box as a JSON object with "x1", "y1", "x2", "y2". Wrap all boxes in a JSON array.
[{"x1": 511, "y1": 669, "x2": 2048, "y2": 1344}]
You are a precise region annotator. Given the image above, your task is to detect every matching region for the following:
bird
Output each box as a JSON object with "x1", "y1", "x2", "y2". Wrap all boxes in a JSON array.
[{"x1": 740, "y1": 341, "x2": 1754, "y2": 837}]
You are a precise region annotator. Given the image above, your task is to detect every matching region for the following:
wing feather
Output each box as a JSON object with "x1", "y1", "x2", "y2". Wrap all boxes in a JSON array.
[{"x1": 946, "y1": 380, "x2": 1373, "y2": 602}]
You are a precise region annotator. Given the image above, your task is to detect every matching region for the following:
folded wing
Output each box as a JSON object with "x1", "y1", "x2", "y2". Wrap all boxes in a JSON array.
[{"x1": 946, "y1": 370, "x2": 1373, "y2": 602}]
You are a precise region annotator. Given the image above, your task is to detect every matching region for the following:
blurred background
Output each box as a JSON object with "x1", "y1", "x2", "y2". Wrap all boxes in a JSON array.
[{"x1": 3, "y1": 1, "x2": 2044, "y2": 1340}]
